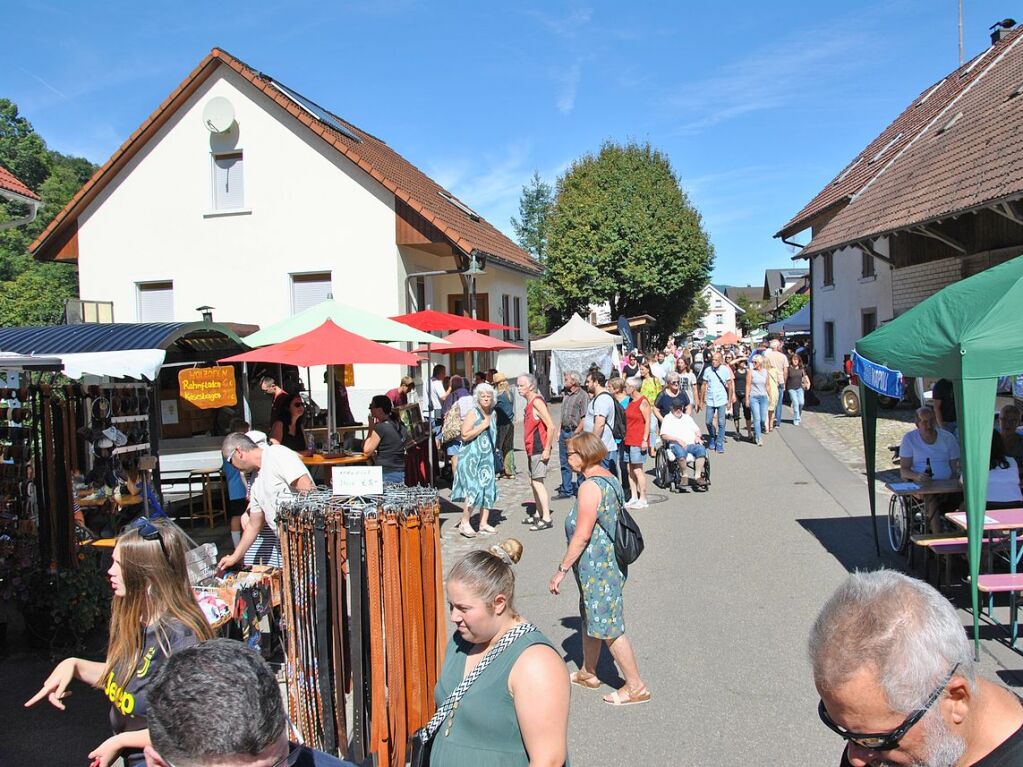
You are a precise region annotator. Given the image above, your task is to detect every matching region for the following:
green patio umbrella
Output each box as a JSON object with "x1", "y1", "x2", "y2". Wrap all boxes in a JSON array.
[
  {"x1": 855, "y1": 254, "x2": 1023, "y2": 657},
  {"x1": 244, "y1": 298, "x2": 440, "y2": 346}
]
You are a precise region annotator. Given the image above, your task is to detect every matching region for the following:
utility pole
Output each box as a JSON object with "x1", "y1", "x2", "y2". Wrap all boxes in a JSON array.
[{"x1": 959, "y1": 0, "x2": 964, "y2": 65}]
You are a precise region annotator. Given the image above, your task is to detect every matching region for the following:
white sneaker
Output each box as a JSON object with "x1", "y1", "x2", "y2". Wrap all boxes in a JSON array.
[
  {"x1": 632, "y1": 499, "x2": 649, "y2": 509},
  {"x1": 624, "y1": 498, "x2": 640, "y2": 508}
]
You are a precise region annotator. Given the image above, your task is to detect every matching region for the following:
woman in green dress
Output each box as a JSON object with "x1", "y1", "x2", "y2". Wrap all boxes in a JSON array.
[
  {"x1": 431, "y1": 540, "x2": 569, "y2": 766},
  {"x1": 548, "y1": 431, "x2": 651, "y2": 707},
  {"x1": 451, "y1": 383, "x2": 499, "y2": 538}
]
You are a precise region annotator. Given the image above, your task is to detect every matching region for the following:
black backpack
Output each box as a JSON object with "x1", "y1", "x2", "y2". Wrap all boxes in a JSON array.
[
  {"x1": 592, "y1": 476, "x2": 644, "y2": 568},
  {"x1": 597, "y1": 392, "x2": 627, "y2": 442}
]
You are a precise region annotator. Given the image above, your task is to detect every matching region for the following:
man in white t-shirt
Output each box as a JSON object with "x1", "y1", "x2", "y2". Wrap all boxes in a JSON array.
[
  {"x1": 659, "y1": 403, "x2": 707, "y2": 490},
  {"x1": 899, "y1": 407, "x2": 961, "y2": 532},
  {"x1": 218, "y1": 433, "x2": 314, "y2": 570}
]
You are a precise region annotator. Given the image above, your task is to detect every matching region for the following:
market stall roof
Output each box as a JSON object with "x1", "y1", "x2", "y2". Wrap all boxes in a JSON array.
[
  {"x1": 531, "y1": 314, "x2": 622, "y2": 351},
  {"x1": 0, "y1": 351, "x2": 63, "y2": 370},
  {"x1": 390, "y1": 309, "x2": 513, "y2": 332},
  {"x1": 243, "y1": 299, "x2": 441, "y2": 347},
  {"x1": 0, "y1": 322, "x2": 246, "y2": 379},
  {"x1": 410, "y1": 329, "x2": 522, "y2": 354},
  {"x1": 767, "y1": 303, "x2": 810, "y2": 334},
  {"x1": 221, "y1": 320, "x2": 421, "y2": 367},
  {"x1": 711, "y1": 331, "x2": 740, "y2": 346}
]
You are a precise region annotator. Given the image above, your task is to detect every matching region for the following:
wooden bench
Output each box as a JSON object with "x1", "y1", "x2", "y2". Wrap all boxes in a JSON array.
[
  {"x1": 976, "y1": 573, "x2": 1023, "y2": 647},
  {"x1": 911, "y1": 533, "x2": 1003, "y2": 587}
]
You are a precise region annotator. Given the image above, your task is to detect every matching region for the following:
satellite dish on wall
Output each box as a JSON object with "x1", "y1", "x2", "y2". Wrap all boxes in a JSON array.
[{"x1": 202, "y1": 97, "x2": 236, "y2": 133}]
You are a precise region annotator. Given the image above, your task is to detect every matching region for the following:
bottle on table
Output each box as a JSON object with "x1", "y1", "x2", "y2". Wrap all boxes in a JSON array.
[{"x1": 924, "y1": 458, "x2": 933, "y2": 481}]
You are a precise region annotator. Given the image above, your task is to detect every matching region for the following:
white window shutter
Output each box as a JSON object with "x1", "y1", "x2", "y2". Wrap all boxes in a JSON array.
[
  {"x1": 213, "y1": 153, "x2": 244, "y2": 210},
  {"x1": 138, "y1": 283, "x2": 174, "y2": 322},
  {"x1": 291, "y1": 274, "x2": 332, "y2": 314}
]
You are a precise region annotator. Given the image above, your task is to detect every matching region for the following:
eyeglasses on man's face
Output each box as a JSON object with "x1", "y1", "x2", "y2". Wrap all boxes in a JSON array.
[
  {"x1": 818, "y1": 663, "x2": 959, "y2": 752},
  {"x1": 168, "y1": 741, "x2": 301, "y2": 767}
]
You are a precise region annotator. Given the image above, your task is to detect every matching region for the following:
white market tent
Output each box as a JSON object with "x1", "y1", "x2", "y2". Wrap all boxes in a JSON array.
[
  {"x1": 767, "y1": 303, "x2": 810, "y2": 335},
  {"x1": 532, "y1": 314, "x2": 623, "y2": 394}
]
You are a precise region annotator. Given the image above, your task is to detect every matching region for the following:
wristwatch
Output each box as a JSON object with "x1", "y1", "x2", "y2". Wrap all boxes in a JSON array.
[{"x1": 558, "y1": 564, "x2": 570, "y2": 574}]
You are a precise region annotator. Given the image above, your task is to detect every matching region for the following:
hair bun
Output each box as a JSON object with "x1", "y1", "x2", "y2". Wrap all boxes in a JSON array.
[{"x1": 489, "y1": 538, "x2": 523, "y2": 565}]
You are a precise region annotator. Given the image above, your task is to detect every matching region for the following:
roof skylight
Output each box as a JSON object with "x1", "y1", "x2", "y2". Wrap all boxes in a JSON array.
[
  {"x1": 438, "y1": 191, "x2": 481, "y2": 221},
  {"x1": 266, "y1": 79, "x2": 362, "y2": 143}
]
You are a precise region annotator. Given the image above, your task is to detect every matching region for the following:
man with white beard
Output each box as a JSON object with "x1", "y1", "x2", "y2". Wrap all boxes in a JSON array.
[{"x1": 809, "y1": 570, "x2": 1023, "y2": 766}]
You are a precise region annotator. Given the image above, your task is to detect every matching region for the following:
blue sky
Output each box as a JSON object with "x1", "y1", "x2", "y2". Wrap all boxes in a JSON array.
[{"x1": 3, "y1": 0, "x2": 1012, "y2": 285}]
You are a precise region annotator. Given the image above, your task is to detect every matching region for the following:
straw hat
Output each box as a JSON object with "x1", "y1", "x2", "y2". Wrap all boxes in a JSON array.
[{"x1": 492, "y1": 372, "x2": 507, "y2": 384}]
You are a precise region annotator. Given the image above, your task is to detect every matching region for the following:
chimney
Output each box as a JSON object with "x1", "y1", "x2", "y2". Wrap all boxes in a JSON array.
[
  {"x1": 991, "y1": 18, "x2": 1016, "y2": 45},
  {"x1": 196, "y1": 305, "x2": 214, "y2": 323}
]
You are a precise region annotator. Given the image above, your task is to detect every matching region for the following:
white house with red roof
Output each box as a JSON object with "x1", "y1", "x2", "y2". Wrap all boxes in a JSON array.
[
  {"x1": 30, "y1": 48, "x2": 540, "y2": 414},
  {"x1": 0, "y1": 163, "x2": 41, "y2": 230}
]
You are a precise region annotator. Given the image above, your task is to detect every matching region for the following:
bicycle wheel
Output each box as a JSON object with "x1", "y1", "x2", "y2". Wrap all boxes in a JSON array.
[{"x1": 888, "y1": 494, "x2": 910, "y2": 554}]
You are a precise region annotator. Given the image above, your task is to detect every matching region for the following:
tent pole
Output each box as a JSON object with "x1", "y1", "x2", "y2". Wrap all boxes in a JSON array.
[
  {"x1": 241, "y1": 362, "x2": 252, "y2": 424},
  {"x1": 328, "y1": 365, "x2": 336, "y2": 449},
  {"x1": 426, "y1": 350, "x2": 435, "y2": 487},
  {"x1": 859, "y1": 382, "x2": 880, "y2": 556}
]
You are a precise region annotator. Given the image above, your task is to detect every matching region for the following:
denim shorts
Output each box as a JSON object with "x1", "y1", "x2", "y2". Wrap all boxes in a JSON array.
[
  {"x1": 668, "y1": 442, "x2": 707, "y2": 461},
  {"x1": 625, "y1": 445, "x2": 647, "y2": 465},
  {"x1": 446, "y1": 438, "x2": 463, "y2": 457}
]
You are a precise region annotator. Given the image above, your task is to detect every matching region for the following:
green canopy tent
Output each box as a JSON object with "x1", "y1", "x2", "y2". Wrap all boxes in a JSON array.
[{"x1": 855, "y1": 254, "x2": 1023, "y2": 658}]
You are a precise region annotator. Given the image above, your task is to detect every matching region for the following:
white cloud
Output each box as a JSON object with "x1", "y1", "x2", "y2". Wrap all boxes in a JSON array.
[
  {"x1": 525, "y1": 6, "x2": 593, "y2": 38},
  {"x1": 557, "y1": 61, "x2": 582, "y2": 114}
]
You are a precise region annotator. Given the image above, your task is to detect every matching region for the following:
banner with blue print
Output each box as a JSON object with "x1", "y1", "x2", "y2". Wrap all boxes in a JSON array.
[{"x1": 852, "y1": 352, "x2": 904, "y2": 399}]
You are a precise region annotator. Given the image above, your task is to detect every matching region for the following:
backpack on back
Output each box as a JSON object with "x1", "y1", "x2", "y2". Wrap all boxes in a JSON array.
[{"x1": 598, "y1": 391, "x2": 627, "y2": 442}]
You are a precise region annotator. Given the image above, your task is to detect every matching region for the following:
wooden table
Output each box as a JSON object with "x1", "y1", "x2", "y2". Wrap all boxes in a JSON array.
[
  {"x1": 77, "y1": 493, "x2": 143, "y2": 509},
  {"x1": 883, "y1": 479, "x2": 962, "y2": 553},
  {"x1": 885, "y1": 478, "x2": 962, "y2": 496},
  {"x1": 300, "y1": 452, "x2": 369, "y2": 467}
]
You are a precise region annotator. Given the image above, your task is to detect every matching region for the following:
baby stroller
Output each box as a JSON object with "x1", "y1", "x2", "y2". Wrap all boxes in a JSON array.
[{"x1": 653, "y1": 445, "x2": 711, "y2": 493}]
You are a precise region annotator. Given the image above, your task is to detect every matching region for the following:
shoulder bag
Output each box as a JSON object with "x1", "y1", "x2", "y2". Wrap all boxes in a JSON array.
[
  {"x1": 590, "y1": 475, "x2": 644, "y2": 568},
  {"x1": 408, "y1": 622, "x2": 537, "y2": 767},
  {"x1": 441, "y1": 404, "x2": 463, "y2": 443}
]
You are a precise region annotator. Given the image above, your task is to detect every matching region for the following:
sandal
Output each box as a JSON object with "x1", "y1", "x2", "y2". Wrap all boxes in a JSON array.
[
  {"x1": 478, "y1": 524, "x2": 497, "y2": 536},
  {"x1": 603, "y1": 686, "x2": 652, "y2": 706},
  {"x1": 458, "y1": 522, "x2": 476, "y2": 538},
  {"x1": 529, "y1": 518, "x2": 553, "y2": 531},
  {"x1": 523, "y1": 514, "x2": 539, "y2": 525},
  {"x1": 570, "y1": 670, "x2": 601, "y2": 689}
]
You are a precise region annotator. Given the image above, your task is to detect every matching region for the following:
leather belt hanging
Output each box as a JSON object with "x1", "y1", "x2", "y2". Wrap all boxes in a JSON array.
[
  {"x1": 400, "y1": 512, "x2": 428, "y2": 732},
  {"x1": 346, "y1": 509, "x2": 367, "y2": 763},
  {"x1": 382, "y1": 510, "x2": 407, "y2": 767},
  {"x1": 419, "y1": 503, "x2": 440, "y2": 700},
  {"x1": 313, "y1": 516, "x2": 337, "y2": 754},
  {"x1": 363, "y1": 512, "x2": 389, "y2": 766}
]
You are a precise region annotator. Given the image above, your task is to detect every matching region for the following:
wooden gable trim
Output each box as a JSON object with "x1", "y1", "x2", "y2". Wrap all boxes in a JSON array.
[{"x1": 395, "y1": 197, "x2": 459, "y2": 258}]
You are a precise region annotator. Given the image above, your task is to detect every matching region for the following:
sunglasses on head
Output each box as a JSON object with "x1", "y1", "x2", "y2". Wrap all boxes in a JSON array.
[
  {"x1": 125, "y1": 515, "x2": 170, "y2": 562},
  {"x1": 818, "y1": 663, "x2": 959, "y2": 752}
]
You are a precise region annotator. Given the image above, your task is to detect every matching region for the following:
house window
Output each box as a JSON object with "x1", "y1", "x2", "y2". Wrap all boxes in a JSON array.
[
  {"x1": 212, "y1": 152, "x2": 244, "y2": 210},
  {"x1": 861, "y1": 250, "x2": 875, "y2": 278},
  {"x1": 137, "y1": 282, "x2": 174, "y2": 323},
  {"x1": 823, "y1": 253, "x2": 835, "y2": 286},
  {"x1": 502, "y1": 294, "x2": 511, "y2": 341},
  {"x1": 715, "y1": 313, "x2": 724, "y2": 325},
  {"x1": 824, "y1": 321, "x2": 835, "y2": 359},
  {"x1": 513, "y1": 296, "x2": 523, "y2": 340},
  {"x1": 291, "y1": 272, "x2": 332, "y2": 314},
  {"x1": 862, "y1": 310, "x2": 877, "y2": 336},
  {"x1": 713, "y1": 298, "x2": 723, "y2": 309}
]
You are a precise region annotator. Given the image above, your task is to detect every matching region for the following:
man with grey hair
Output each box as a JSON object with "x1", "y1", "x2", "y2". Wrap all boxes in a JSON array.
[
  {"x1": 517, "y1": 373, "x2": 555, "y2": 529},
  {"x1": 555, "y1": 371, "x2": 587, "y2": 499},
  {"x1": 145, "y1": 638, "x2": 355, "y2": 767},
  {"x1": 217, "y1": 433, "x2": 314, "y2": 571},
  {"x1": 810, "y1": 570, "x2": 1023, "y2": 766},
  {"x1": 764, "y1": 338, "x2": 789, "y2": 427}
]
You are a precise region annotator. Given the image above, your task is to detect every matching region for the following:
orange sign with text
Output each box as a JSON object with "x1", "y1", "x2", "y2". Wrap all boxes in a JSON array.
[{"x1": 178, "y1": 367, "x2": 237, "y2": 410}]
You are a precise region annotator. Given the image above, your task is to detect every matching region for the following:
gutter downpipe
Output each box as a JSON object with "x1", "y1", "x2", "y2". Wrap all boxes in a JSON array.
[{"x1": 0, "y1": 196, "x2": 41, "y2": 231}]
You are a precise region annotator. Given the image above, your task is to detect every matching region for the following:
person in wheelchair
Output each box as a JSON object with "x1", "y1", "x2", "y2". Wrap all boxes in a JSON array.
[
  {"x1": 658, "y1": 401, "x2": 708, "y2": 492},
  {"x1": 899, "y1": 407, "x2": 961, "y2": 533}
]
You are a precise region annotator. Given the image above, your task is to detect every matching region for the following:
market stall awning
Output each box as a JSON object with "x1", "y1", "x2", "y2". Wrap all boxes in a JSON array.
[
  {"x1": 390, "y1": 309, "x2": 513, "y2": 332},
  {"x1": 854, "y1": 254, "x2": 1023, "y2": 657},
  {"x1": 221, "y1": 320, "x2": 421, "y2": 367},
  {"x1": 244, "y1": 299, "x2": 441, "y2": 347},
  {"x1": 531, "y1": 314, "x2": 622, "y2": 351},
  {"x1": 410, "y1": 329, "x2": 522, "y2": 354},
  {"x1": 0, "y1": 322, "x2": 246, "y2": 379},
  {"x1": 711, "y1": 331, "x2": 740, "y2": 346},
  {"x1": 767, "y1": 303, "x2": 810, "y2": 335}
]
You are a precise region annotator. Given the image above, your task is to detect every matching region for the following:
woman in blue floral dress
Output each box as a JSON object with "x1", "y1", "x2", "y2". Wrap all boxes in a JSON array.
[
  {"x1": 451, "y1": 383, "x2": 499, "y2": 538},
  {"x1": 548, "y1": 432, "x2": 650, "y2": 707}
]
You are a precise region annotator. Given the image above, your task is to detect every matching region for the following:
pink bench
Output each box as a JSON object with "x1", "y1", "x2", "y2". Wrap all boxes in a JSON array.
[
  {"x1": 911, "y1": 535, "x2": 1004, "y2": 588},
  {"x1": 975, "y1": 573, "x2": 1023, "y2": 647}
]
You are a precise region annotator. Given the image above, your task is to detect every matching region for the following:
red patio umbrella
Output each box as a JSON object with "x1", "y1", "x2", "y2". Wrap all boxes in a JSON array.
[
  {"x1": 712, "y1": 331, "x2": 740, "y2": 346},
  {"x1": 409, "y1": 329, "x2": 522, "y2": 354},
  {"x1": 220, "y1": 319, "x2": 421, "y2": 367},
  {"x1": 390, "y1": 308, "x2": 514, "y2": 332}
]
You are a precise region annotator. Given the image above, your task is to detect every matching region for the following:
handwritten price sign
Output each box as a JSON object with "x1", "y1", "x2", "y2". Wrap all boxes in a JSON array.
[
  {"x1": 332, "y1": 466, "x2": 383, "y2": 496},
  {"x1": 178, "y1": 367, "x2": 237, "y2": 410}
]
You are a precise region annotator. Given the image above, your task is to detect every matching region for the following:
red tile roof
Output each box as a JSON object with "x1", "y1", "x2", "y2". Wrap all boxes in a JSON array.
[
  {"x1": 31, "y1": 48, "x2": 540, "y2": 276},
  {"x1": 802, "y1": 29, "x2": 1023, "y2": 256},
  {"x1": 0, "y1": 164, "x2": 40, "y2": 202},
  {"x1": 776, "y1": 28, "x2": 1023, "y2": 240}
]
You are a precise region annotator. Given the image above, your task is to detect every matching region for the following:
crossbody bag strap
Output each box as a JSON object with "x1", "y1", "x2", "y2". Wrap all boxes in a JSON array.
[
  {"x1": 588, "y1": 475, "x2": 622, "y2": 542},
  {"x1": 417, "y1": 622, "x2": 537, "y2": 742}
]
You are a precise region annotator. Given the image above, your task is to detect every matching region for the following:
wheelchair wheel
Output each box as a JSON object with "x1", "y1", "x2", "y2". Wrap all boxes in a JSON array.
[
  {"x1": 887, "y1": 494, "x2": 910, "y2": 554},
  {"x1": 702, "y1": 453, "x2": 711, "y2": 486},
  {"x1": 653, "y1": 447, "x2": 671, "y2": 489}
]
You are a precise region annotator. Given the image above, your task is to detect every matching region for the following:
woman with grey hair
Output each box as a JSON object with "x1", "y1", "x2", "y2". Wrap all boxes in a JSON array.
[{"x1": 451, "y1": 382, "x2": 499, "y2": 537}]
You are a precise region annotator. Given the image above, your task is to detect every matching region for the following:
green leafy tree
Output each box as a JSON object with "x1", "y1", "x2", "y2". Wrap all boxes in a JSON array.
[
  {"x1": 778, "y1": 292, "x2": 809, "y2": 320},
  {"x1": 736, "y1": 295, "x2": 768, "y2": 335},
  {"x1": 510, "y1": 171, "x2": 555, "y2": 335},
  {"x1": 0, "y1": 101, "x2": 93, "y2": 326},
  {"x1": 678, "y1": 289, "x2": 710, "y2": 334},
  {"x1": 544, "y1": 141, "x2": 713, "y2": 346}
]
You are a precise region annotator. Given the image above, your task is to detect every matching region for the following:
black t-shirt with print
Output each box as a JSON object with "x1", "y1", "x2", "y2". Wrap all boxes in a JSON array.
[
  {"x1": 839, "y1": 720, "x2": 1023, "y2": 766},
  {"x1": 106, "y1": 619, "x2": 199, "y2": 766}
]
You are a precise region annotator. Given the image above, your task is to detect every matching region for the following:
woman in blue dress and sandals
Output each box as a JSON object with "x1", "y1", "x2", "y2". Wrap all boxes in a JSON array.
[
  {"x1": 451, "y1": 382, "x2": 499, "y2": 538},
  {"x1": 549, "y1": 431, "x2": 651, "y2": 707}
]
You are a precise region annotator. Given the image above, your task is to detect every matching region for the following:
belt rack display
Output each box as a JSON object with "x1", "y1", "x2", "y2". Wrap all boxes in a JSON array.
[{"x1": 277, "y1": 486, "x2": 445, "y2": 765}]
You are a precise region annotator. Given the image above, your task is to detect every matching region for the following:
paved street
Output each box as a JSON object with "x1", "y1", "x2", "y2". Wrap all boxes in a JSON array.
[{"x1": 5, "y1": 406, "x2": 1023, "y2": 766}]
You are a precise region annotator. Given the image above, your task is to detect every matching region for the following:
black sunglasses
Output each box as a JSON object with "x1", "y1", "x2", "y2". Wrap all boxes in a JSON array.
[
  {"x1": 126, "y1": 516, "x2": 170, "y2": 562},
  {"x1": 818, "y1": 663, "x2": 959, "y2": 752}
]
